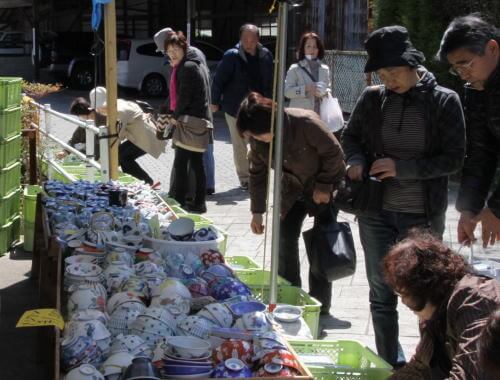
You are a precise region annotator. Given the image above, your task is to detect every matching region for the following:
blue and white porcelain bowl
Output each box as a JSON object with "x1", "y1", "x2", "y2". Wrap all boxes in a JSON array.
[{"x1": 211, "y1": 358, "x2": 252, "y2": 378}]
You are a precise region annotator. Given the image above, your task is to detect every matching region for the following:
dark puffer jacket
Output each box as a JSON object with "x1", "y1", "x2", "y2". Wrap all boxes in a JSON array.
[
  {"x1": 342, "y1": 67, "x2": 466, "y2": 218},
  {"x1": 456, "y1": 63, "x2": 500, "y2": 217},
  {"x1": 211, "y1": 43, "x2": 274, "y2": 117}
]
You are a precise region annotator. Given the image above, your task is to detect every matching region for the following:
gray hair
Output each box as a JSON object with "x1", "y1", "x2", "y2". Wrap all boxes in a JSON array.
[{"x1": 239, "y1": 24, "x2": 260, "y2": 38}]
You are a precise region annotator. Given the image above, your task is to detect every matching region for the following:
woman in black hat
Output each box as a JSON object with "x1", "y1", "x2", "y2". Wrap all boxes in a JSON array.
[{"x1": 341, "y1": 25, "x2": 466, "y2": 367}]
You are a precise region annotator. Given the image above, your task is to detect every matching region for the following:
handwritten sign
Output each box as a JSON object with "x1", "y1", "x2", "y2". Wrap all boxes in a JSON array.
[{"x1": 16, "y1": 308, "x2": 65, "y2": 330}]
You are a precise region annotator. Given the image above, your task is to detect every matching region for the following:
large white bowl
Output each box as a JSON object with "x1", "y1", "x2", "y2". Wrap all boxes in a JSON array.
[{"x1": 166, "y1": 336, "x2": 211, "y2": 359}]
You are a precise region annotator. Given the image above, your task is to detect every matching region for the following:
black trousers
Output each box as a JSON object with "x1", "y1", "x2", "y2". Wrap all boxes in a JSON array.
[
  {"x1": 279, "y1": 200, "x2": 332, "y2": 313},
  {"x1": 119, "y1": 141, "x2": 153, "y2": 185},
  {"x1": 173, "y1": 146, "x2": 206, "y2": 206}
]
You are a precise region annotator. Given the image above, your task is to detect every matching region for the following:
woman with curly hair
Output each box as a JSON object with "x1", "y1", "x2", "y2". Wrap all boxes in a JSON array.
[
  {"x1": 383, "y1": 231, "x2": 500, "y2": 379},
  {"x1": 478, "y1": 309, "x2": 500, "y2": 379}
]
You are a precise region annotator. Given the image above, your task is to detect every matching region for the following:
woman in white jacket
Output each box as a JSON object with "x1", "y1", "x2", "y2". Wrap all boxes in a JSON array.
[{"x1": 285, "y1": 32, "x2": 331, "y2": 114}]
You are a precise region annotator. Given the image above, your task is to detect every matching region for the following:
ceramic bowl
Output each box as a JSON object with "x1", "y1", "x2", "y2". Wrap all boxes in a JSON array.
[
  {"x1": 181, "y1": 277, "x2": 209, "y2": 298},
  {"x1": 234, "y1": 311, "x2": 270, "y2": 333},
  {"x1": 200, "y1": 264, "x2": 235, "y2": 283},
  {"x1": 192, "y1": 227, "x2": 218, "y2": 242},
  {"x1": 65, "y1": 319, "x2": 111, "y2": 341},
  {"x1": 200, "y1": 249, "x2": 225, "y2": 267},
  {"x1": 273, "y1": 304, "x2": 302, "y2": 323},
  {"x1": 166, "y1": 336, "x2": 211, "y2": 359},
  {"x1": 70, "y1": 309, "x2": 109, "y2": 326},
  {"x1": 131, "y1": 314, "x2": 175, "y2": 338},
  {"x1": 65, "y1": 255, "x2": 99, "y2": 268},
  {"x1": 176, "y1": 315, "x2": 217, "y2": 340},
  {"x1": 64, "y1": 364, "x2": 104, "y2": 380},
  {"x1": 105, "y1": 240, "x2": 139, "y2": 255},
  {"x1": 229, "y1": 301, "x2": 267, "y2": 317},
  {"x1": 122, "y1": 357, "x2": 161, "y2": 380},
  {"x1": 120, "y1": 275, "x2": 149, "y2": 300},
  {"x1": 150, "y1": 278, "x2": 192, "y2": 300},
  {"x1": 102, "y1": 350, "x2": 135, "y2": 376},
  {"x1": 209, "y1": 277, "x2": 252, "y2": 301},
  {"x1": 141, "y1": 307, "x2": 178, "y2": 331},
  {"x1": 150, "y1": 294, "x2": 191, "y2": 316},
  {"x1": 107, "y1": 292, "x2": 145, "y2": 315},
  {"x1": 196, "y1": 303, "x2": 233, "y2": 328},
  {"x1": 67, "y1": 285, "x2": 106, "y2": 317},
  {"x1": 109, "y1": 334, "x2": 152, "y2": 358},
  {"x1": 104, "y1": 248, "x2": 134, "y2": 267},
  {"x1": 108, "y1": 307, "x2": 141, "y2": 337},
  {"x1": 167, "y1": 218, "x2": 195, "y2": 241},
  {"x1": 61, "y1": 335, "x2": 102, "y2": 371},
  {"x1": 212, "y1": 339, "x2": 254, "y2": 366},
  {"x1": 134, "y1": 261, "x2": 164, "y2": 277},
  {"x1": 258, "y1": 349, "x2": 301, "y2": 371},
  {"x1": 162, "y1": 364, "x2": 213, "y2": 376},
  {"x1": 212, "y1": 358, "x2": 252, "y2": 378}
]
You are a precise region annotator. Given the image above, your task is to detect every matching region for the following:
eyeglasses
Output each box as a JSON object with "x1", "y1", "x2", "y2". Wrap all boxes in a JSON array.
[
  {"x1": 166, "y1": 46, "x2": 183, "y2": 55},
  {"x1": 449, "y1": 56, "x2": 478, "y2": 76}
]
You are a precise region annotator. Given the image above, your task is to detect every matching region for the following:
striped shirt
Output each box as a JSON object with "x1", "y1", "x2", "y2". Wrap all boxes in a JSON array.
[{"x1": 381, "y1": 94, "x2": 426, "y2": 213}]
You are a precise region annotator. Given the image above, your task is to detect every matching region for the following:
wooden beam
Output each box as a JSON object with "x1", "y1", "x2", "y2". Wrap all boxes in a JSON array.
[{"x1": 104, "y1": 1, "x2": 119, "y2": 180}]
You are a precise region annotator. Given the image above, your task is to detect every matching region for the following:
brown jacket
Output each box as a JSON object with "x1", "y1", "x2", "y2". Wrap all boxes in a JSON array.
[
  {"x1": 249, "y1": 108, "x2": 345, "y2": 216},
  {"x1": 391, "y1": 275, "x2": 500, "y2": 380}
]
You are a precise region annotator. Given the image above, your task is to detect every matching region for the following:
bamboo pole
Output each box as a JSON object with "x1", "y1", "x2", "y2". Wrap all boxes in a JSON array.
[{"x1": 104, "y1": 0, "x2": 119, "y2": 180}]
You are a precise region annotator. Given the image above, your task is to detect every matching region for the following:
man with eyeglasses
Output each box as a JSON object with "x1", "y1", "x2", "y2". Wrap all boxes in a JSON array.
[{"x1": 438, "y1": 15, "x2": 500, "y2": 248}]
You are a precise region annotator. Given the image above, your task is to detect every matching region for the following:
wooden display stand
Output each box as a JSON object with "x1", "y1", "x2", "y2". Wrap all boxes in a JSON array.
[{"x1": 32, "y1": 192, "x2": 313, "y2": 380}]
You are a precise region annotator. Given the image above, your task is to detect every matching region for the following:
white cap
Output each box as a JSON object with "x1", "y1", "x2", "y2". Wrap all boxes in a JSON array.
[
  {"x1": 89, "y1": 86, "x2": 107, "y2": 109},
  {"x1": 154, "y1": 27, "x2": 174, "y2": 54}
]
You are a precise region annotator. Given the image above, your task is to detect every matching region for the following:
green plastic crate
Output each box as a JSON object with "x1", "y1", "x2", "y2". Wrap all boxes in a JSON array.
[
  {"x1": 236, "y1": 269, "x2": 291, "y2": 286},
  {"x1": 24, "y1": 185, "x2": 42, "y2": 225},
  {"x1": 0, "y1": 215, "x2": 20, "y2": 254},
  {"x1": 0, "y1": 77, "x2": 22, "y2": 109},
  {"x1": 0, "y1": 107, "x2": 21, "y2": 139},
  {"x1": 0, "y1": 162, "x2": 21, "y2": 197},
  {"x1": 249, "y1": 285, "x2": 321, "y2": 339},
  {"x1": 0, "y1": 134, "x2": 21, "y2": 167},
  {"x1": 23, "y1": 221, "x2": 35, "y2": 252},
  {"x1": 289, "y1": 340, "x2": 392, "y2": 380},
  {"x1": 225, "y1": 255, "x2": 261, "y2": 270},
  {"x1": 47, "y1": 162, "x2": 137, "y2": 184},
  {"x1": 0, "y1": 188, "x2": 20, "y2": 225}
]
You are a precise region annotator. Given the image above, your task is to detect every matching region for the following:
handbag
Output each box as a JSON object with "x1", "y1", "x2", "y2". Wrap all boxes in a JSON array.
[
  {"x1": 303, "y1": 205, "x2": 356, "y2": 282},
  {"x1": 156, "y1": 113, "x2": 175, "y2": 140}
]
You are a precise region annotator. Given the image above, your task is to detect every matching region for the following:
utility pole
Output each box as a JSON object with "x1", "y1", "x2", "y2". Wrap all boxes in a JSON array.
[
  {"x1": 104, "y1": 1, "x2": 119, "y2": 180},
  {"x1": 32, "y1": 0, "x2": 40, "y2": 81}
]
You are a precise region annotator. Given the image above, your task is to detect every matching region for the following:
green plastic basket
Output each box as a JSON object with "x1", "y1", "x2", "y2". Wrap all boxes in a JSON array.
[
  {"x1": 0, "y1": 188, "x2": 20, "y2": 225},
  {"x1": 0, "y1": 107, "x2": 21, "y2": 139},
  {"x1": 289, "y1": 340, "x2": 392, "y2": 380},
  {"x1": 236, "y1": 269, "x2": 291, "y2": 286},
  {"x1": 225, "y1": 255, "x2": 261, "y2": 270},
  {"x1": 0, "y1": 215, "x2": 20, "y2": 254},
  {"x1": 0, "y1": 77, "x2": 22, "y2": 109},
  {"x1": 0, "y1": 162, "x2": 21, "y2": 197},
  {"x1": 249, "y1": 285, "x2": 321, "y2": 339},
  {"x1": 0, "y1": 133, "x2": 21, "y2": 167},
  {"x1": 47, "y1": 162, "x2": 137, "y2": 184},
  {"x1": 23, "y1": 185, "x2": 42, "y2": 225}
]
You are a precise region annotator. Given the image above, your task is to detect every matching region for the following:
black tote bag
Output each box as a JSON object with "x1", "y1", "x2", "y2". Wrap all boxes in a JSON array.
[{"x1": 303, "y1": 206, "x2": 356, "y2": 282}]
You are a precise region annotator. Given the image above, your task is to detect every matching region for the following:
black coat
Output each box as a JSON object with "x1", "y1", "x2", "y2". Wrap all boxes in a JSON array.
[
  {"x1": 342, "y1": 67, "x2": 466, "y2": 218},
  {"x1": 456, "y1": 64, "x2": 500, "y2": 217}
]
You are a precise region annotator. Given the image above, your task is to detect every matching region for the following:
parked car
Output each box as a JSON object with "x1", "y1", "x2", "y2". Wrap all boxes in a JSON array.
[
  {"x1": 0, "y1": 31, "x2": 28, "y2": 55},
  {"x1": 116, "y1": 38, "x2": 223, "y2": 97},
  {"x1": 36, "y1": 31, "x2": 100, "y2": 89}
]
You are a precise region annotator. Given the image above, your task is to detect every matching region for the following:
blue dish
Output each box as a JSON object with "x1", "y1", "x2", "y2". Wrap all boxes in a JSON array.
[
  {"x1": 162, "y1": 364, "x2": 213, "y2": 375},
  {"x1": 229, "y1": 301, "x2": 267, "y2": 316}
]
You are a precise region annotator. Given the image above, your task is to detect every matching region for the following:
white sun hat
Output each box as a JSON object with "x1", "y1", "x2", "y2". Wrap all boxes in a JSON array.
[
  {"x1": 89, "y1": 86, "x2": 107, "y2": 109},
  {"x1": 153, "y1": 27, "x2": 174, "y2": 54}
]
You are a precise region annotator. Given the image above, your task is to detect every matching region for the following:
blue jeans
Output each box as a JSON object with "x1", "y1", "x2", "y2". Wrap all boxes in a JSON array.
[
  {"x1": 204, "y1": 143, "x2": 215, "y2": 189},
  {"x1": 358, "y1": 210, "x2": 445, "y2": 366}
]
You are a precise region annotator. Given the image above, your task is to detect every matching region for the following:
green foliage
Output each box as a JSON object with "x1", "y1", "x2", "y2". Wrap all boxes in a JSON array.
[{"x1": 373, "y1": 0, "x2": 500, "y2": 91}]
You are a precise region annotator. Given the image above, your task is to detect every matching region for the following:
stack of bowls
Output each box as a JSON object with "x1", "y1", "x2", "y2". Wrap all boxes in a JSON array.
[
  {"x1": 130, "y1": 307, "x2": 176, "y2": 347},
  {"x1": 64, "y1": 263, "x2": 103, "y2": 291},
  {"x1": 196, "y1": 303, "x2": 233, "y2": 328},
  {"x1": 109, "y1": 334, "x2": 153, "y2": 359},
  {"x1": 176, "y1": 315, "x2": 217, "y2": 340},
  {"x1": 123, "y1": 357, "x2": 161, "y2": 380},
  {"x1": 161, "y1": 336, "x2": 212, "y2": 379},
  {"x1": 108, "y1": 307, "x2": 141, "y2": 338}
]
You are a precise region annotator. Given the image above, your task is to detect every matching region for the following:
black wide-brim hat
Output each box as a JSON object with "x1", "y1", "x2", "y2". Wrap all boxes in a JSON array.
[{"x1": 364, "y1": 25, "x2": 425, "y2": 73}]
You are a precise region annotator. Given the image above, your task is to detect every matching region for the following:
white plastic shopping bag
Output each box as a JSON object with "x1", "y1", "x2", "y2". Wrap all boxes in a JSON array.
[{"x1": 320, "y1": 94, "x2": 344, "y2": 132}]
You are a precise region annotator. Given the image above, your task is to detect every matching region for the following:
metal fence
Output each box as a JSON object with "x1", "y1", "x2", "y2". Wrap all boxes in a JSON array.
[{"x1": 324, "y1": 50, "x2": 380, "y2": 114}]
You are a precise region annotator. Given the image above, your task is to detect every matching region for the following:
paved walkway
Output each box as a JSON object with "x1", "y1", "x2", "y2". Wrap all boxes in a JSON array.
[{"x1": 2, "y1": 90, "x2": 499, "y2": 368}]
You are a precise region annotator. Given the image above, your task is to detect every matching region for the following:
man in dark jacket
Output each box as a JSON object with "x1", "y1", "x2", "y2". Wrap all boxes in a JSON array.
[
  {"x1": 438, "y1": 15, "x2": 500, "y2": 248},
  {"x1": 211, "y1": 24, "x2": 274, "y2": 189},
  {"x1": 341, "y1": 26, "x2": 465, "y2": 367}
]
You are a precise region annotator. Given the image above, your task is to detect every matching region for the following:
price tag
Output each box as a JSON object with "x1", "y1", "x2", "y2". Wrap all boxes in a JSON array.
[{"x1": 16, "y1": 308, "x2": 65, "y2": 330}]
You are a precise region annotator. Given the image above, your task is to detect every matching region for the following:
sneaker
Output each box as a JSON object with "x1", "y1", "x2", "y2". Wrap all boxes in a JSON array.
[
  {"x1": 206, "y1": 188, "x2": 215, "y2": 195},
  {"x1": 319, "y1": 313, "x2": 352, "y2": 329},
  {"x1": 240, "y1": 182, "x2": 249, "y2": 190}
]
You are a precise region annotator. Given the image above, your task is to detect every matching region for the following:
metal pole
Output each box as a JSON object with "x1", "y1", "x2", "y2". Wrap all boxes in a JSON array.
[
  {"x1": 32, "y1": 0, "x2": 40, "y2": 82},
  {"x1": 104, "y1": 0, "x2": 119, "y2": 180},
  {"x1": 269, "y1": 1, "x2": 288, "y2": 306},
  {"x1": 99, "y1": 126, "x2": 110, "y2": 182},
  {"x1": 85, "y1": 120, "x2": 96, "y2": 182}
]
